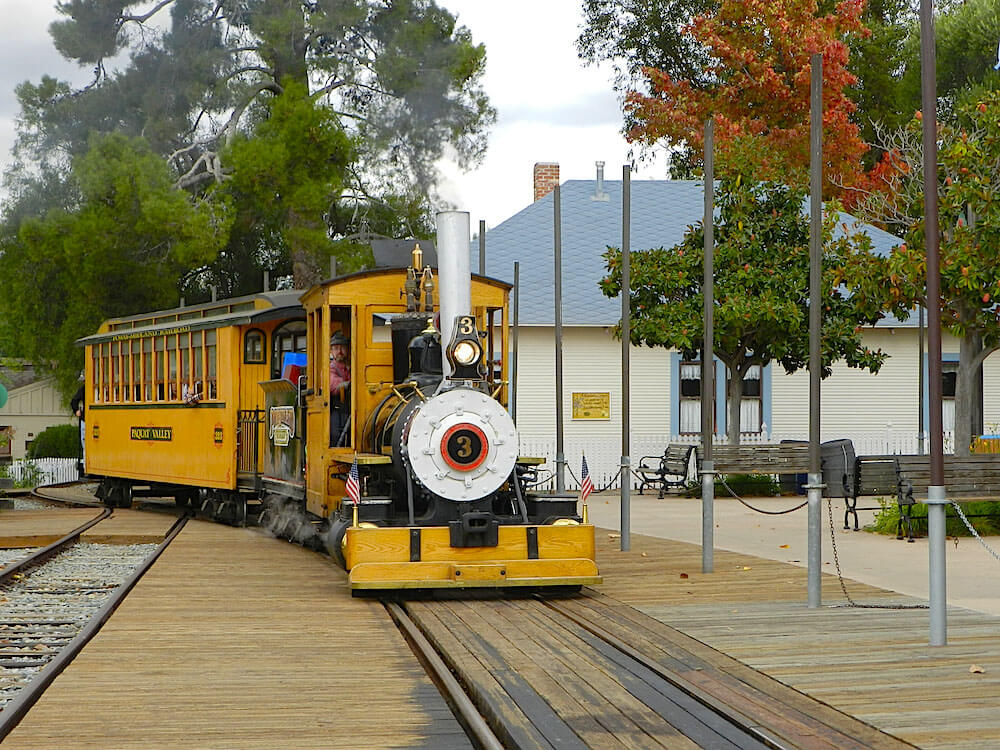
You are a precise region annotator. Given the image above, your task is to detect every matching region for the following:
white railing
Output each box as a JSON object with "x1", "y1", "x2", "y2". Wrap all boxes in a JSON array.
[
  {"x1": 5, "y1": 458, "x2": 80, "y2": 487},
  {"x1": 518, "y1": 429, "x2": 956, "y2": 491}
]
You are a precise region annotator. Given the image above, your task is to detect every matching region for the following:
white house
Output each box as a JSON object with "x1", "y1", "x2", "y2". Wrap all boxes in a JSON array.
[
  {"x1": 474, "y1": 164, "x2": 999, "y2": 486},
  {"x1": 0, "y1": 365, "x2": 75, "y2": 462}
]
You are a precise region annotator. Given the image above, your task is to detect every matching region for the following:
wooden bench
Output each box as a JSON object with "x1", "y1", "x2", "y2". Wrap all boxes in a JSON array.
[
  {"x1": 703, "y1": 443, "x2": 811, "y2": 476},
  {"x1": 848, "y1": 454, "x2": 1000, "y2": 541},
  {"x1": 636, "y1": 444, "x2": 694, "y2": 498}
]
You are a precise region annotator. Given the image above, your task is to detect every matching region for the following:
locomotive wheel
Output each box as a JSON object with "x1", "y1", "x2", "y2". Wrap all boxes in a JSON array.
[{"x1": 324, "y1": 516, "x2": 352, "y2": 569}]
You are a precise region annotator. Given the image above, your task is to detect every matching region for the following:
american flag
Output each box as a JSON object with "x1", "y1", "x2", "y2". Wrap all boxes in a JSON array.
[
  {"x1": 346, "y1": 456, "x2": 360, "y2": 505},
  {"x1": 580, "y1": 454, "x2": 594, "y2": 502}
]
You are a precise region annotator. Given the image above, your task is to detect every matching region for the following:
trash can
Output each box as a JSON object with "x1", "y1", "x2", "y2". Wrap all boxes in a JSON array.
[
  {"x1": 779, "y1": 439, "x2": 808, "y2": 495},
  {"x1": 821, "y1": 438, "x2": 857, "y2": 498}
]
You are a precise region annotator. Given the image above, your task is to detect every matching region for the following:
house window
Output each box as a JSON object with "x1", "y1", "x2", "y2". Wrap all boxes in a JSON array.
[
  {"x1": 737, "y1": 366, "x2": 763, "y2": 434},
  {"x1": 679, "y1": 361, "x2": 706, "y2": 434},
  {"x1": 942, "y1": 361, "x2": 957, "y2": 433}
]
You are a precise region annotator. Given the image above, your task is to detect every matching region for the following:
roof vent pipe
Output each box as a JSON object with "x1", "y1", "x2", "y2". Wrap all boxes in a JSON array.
[{"x1": 592, "y1": 161, "x2": 609, "y2": 202}]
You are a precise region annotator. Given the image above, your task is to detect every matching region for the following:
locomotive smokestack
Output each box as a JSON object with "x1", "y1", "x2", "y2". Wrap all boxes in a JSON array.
[{"x1": 436, "y1": 211, "x2": 472, "y2": 377}]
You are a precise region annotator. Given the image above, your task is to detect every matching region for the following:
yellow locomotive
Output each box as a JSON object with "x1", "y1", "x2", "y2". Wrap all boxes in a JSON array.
[{"x1": 80, "y1": 212, "x2": 600, "y2": 592}]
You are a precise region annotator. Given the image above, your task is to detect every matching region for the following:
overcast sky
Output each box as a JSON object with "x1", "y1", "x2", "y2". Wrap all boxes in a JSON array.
[{"x1": 0, "y1": 0, "x2": 668, "y2": 228}]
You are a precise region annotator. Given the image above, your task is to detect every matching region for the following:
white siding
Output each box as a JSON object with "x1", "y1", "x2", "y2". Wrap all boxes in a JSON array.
[{"x1": 513, "y1": 326, "x2": 670, "y2": 442}]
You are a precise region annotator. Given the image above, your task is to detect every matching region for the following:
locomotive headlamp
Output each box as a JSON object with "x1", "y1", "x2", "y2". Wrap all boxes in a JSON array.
[
  {"x1": 452, "y1": 340, "x2": 480, "y2": 366},
  {"x1": 445, "y1": 314, "x2": 484, "y2": 379}
]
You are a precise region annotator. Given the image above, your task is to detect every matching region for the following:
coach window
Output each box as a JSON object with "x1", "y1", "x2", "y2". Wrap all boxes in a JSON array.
[
  {"x1": 244, "y1": 329, "x2": 265, "y2": 364},
  {"x1": 272, "y1": 320, "x2": 307, "y2": 380},
  {"x1": 167, "y1": 336, "x2": 178, "y2": 400},
  {"x1": 111, "y1": 342, "x2": 121, "y2": 402},
  {"x1": 131, "y1": 339, "x2": 142, "y2": 401},
  {"x1": 192, "y1": 331, "x2": 204, "y2": 399},
  {"x1": 154, "y1": 337, "x2": 165, "y2": 401},
  {"x1": 206, "y1": 329, "x2": 217, "y2": 399},
  {"x1": 142, "y1": 339, "x2": 152, "y2": 401}
]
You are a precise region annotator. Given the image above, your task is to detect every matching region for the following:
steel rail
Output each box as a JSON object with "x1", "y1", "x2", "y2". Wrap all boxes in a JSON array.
[
  {"x1": 0, "y1": 508, "x2": 112, "y2": 581},
  {"x1": 384, "y1": 600, "x2": 504, "y2": 750},
  {"x1": 541, "y1": 598, "x2": 786, "y2": 750},
  {"x1": 0, "y1": 515, "x2": 188, "y2": 740}
]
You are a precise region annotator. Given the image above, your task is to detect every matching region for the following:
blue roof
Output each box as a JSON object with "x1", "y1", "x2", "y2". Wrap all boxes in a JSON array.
[{"x1": 476, "y1": 179, "x2": 903, "y2": 326}]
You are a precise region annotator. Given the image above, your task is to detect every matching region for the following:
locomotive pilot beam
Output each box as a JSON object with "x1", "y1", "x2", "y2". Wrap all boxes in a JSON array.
[{"x1": 79, "y1": 210, "x2": 601, "y2": 593}]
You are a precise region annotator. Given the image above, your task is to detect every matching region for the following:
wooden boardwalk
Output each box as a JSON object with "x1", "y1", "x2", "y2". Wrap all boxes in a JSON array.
[
  {"x1": 593, "y1": 531, "x2": 1000, "y2": 749},
  {"x1": 0, "y1": 508, "x2": 179, "y2": 547},
  {"x1": 4, "y1": 517, "x2": 467, "y2": 749}
]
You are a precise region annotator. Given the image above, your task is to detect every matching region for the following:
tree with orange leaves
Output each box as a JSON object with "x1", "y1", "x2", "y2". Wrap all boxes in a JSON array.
[{"x1": 626, "y1": 0, "x2": 870, "y2": 200}]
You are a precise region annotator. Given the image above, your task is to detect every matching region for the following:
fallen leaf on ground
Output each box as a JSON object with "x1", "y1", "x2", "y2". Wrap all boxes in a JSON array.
[
  {"x1": 679, "y1": 573, "x2": 689, "y2": 579},
  {"x1": 970, "y1": 664, "x2": 986, "y2": 674},
  {"x1": 742, "y1": 566, "x2": 752, "y2": 571},
  {"x1": 608, "y1": 533, "x2": 620, "y2": 539},
  {"x1": 641, "y1": 552, "x2": 647, "y2": 557},
  {"x1": 779, "y1": 544, "x2": 789, "y2": 548}
]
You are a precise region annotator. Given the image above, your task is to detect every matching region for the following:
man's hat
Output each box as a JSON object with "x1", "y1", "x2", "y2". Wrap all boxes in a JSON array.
[{"x1": 330, "y1": 330, "x2": 349, "y2": 346}]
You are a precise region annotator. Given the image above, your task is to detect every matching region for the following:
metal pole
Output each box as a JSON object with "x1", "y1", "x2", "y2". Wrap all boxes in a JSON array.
[
  {"x1": 479, "y1": 219, "x2": 486, "y2": 276},
  {"x1": 512, "y1": 262, "x2": 520, "y2": 424},
  {"x1": 920, "y1": 0, "x2": 947, "y2": 646},
  {"x1": 553, "y1": 183, "x2": 566, "y2": 493},
  {"x1": 621, "y1": 165, "x2": 632, "y2": 552},
  {"x1": 919, "y1": 305, "x2": 925, "y2": 454},
  {"x1": 807, "y1": 53, "x2": 825, "y2": 609},
  {"x1": 701, "y1": 119, "x2": 715, "y2": 575}
]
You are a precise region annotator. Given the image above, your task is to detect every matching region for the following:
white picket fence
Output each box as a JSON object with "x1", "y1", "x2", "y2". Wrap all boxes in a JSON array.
[
  {"x1": 519, "y1": 430, "x2": 955, "y2": 492},
  {"x1": 5, "y1": 458, "x2": 80, "y2": 487}
]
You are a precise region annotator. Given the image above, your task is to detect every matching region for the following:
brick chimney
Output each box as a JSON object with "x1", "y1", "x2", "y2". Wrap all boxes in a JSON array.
[{"x1": 533, "y1": 162, "x2": 559, "y2": 201}]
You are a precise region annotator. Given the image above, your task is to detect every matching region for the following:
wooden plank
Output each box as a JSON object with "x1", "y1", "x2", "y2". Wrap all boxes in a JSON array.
[
  {"x1": 591, "y1": 530, "x2": 1000, "y2": 748},
  {"x1": 6, "y1": 520, "x2": 467, "y2": 749}
]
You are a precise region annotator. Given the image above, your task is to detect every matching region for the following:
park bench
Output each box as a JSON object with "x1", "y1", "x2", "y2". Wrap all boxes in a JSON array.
[
  {"x1": 636, "y1": 444, "x2": 695, "y2": 498},
  {"x1": 841, "y1": 453, "x2": 1000, "y2": 541}
]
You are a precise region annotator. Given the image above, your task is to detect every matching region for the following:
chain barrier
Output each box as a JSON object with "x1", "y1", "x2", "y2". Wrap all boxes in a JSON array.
[
  {"x1": 716, "y1": 474, "x2": 808, "y2": 515},
  {"x1": 949, "y1": 501, "x2": 1000, "y2": 563},
  {"x1": 562, "y1": 462, "x2": 626, "y2": 494},
  {"x1": 826, "y1": 497, "x2": 928, "y2": 610}
]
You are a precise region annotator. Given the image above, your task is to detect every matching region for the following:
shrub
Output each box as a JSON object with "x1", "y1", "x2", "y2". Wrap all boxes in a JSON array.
[
  {"x1": 27, "y1": 423, "x2": 81, "y2": 459},
  {"x1": 871, "y1": 498, "x2": 1000, "y2": 537}
]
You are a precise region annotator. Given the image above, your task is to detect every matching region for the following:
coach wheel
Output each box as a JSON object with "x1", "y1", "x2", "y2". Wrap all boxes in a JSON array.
[{"x1": 106, "y1": 481, "x2": 132, "y2": 509}]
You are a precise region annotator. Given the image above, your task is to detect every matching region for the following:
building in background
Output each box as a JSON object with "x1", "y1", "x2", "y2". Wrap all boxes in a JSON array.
[
  {"x1": 473, "y1": 163, "x2": 998, "y2": 485},
  {"x1": 0, "y1": 364, "x2": 75, "y2": 462}
]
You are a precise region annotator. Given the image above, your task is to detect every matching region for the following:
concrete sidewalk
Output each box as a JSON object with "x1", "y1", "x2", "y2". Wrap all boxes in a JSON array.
[{"x1": 587, "y1": 490, "x2": 1000, "y2": 616}]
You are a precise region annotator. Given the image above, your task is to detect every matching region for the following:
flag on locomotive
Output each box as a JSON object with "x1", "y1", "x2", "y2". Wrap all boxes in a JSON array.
[
  {"x1": 580, "y1": 454, "x2": 594, "y2": 502},
  {"x1": 345, "y1": 456, "x2": 360, "y2": 506}
]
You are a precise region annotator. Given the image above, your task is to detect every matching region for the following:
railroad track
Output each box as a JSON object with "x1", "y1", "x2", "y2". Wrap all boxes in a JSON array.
[
  {"x1": 0, "y1": 511, "x2": 187, "y2": 740},
  {"x1": 390, "y1": 592, "x2": 907, "y2": 750},
  {"x1": 390, "y1": 595, "x2": 772, "y2": 749}
]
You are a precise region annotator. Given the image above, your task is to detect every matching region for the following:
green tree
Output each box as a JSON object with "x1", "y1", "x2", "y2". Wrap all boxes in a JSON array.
[
  {"x1": 10, "y1": 0, "x2": 494, "y2": 284},
  {"x1": 847, "y1": 94, "x2": 1000, "y2": 454},
  {"x1": 205, "y1": 81, "x2": 355, "y2": 291},
  {"x1": 0, "y1": 133, "x2": 228, "y2": 397},
  {"x1": 601, "y1": 171, "x2": 891, "y2": 445}
]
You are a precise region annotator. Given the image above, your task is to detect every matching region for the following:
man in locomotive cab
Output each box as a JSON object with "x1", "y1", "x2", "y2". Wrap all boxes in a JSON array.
[{"x1": 329, "y1": 330, "x2": 351, "y2": 446}]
